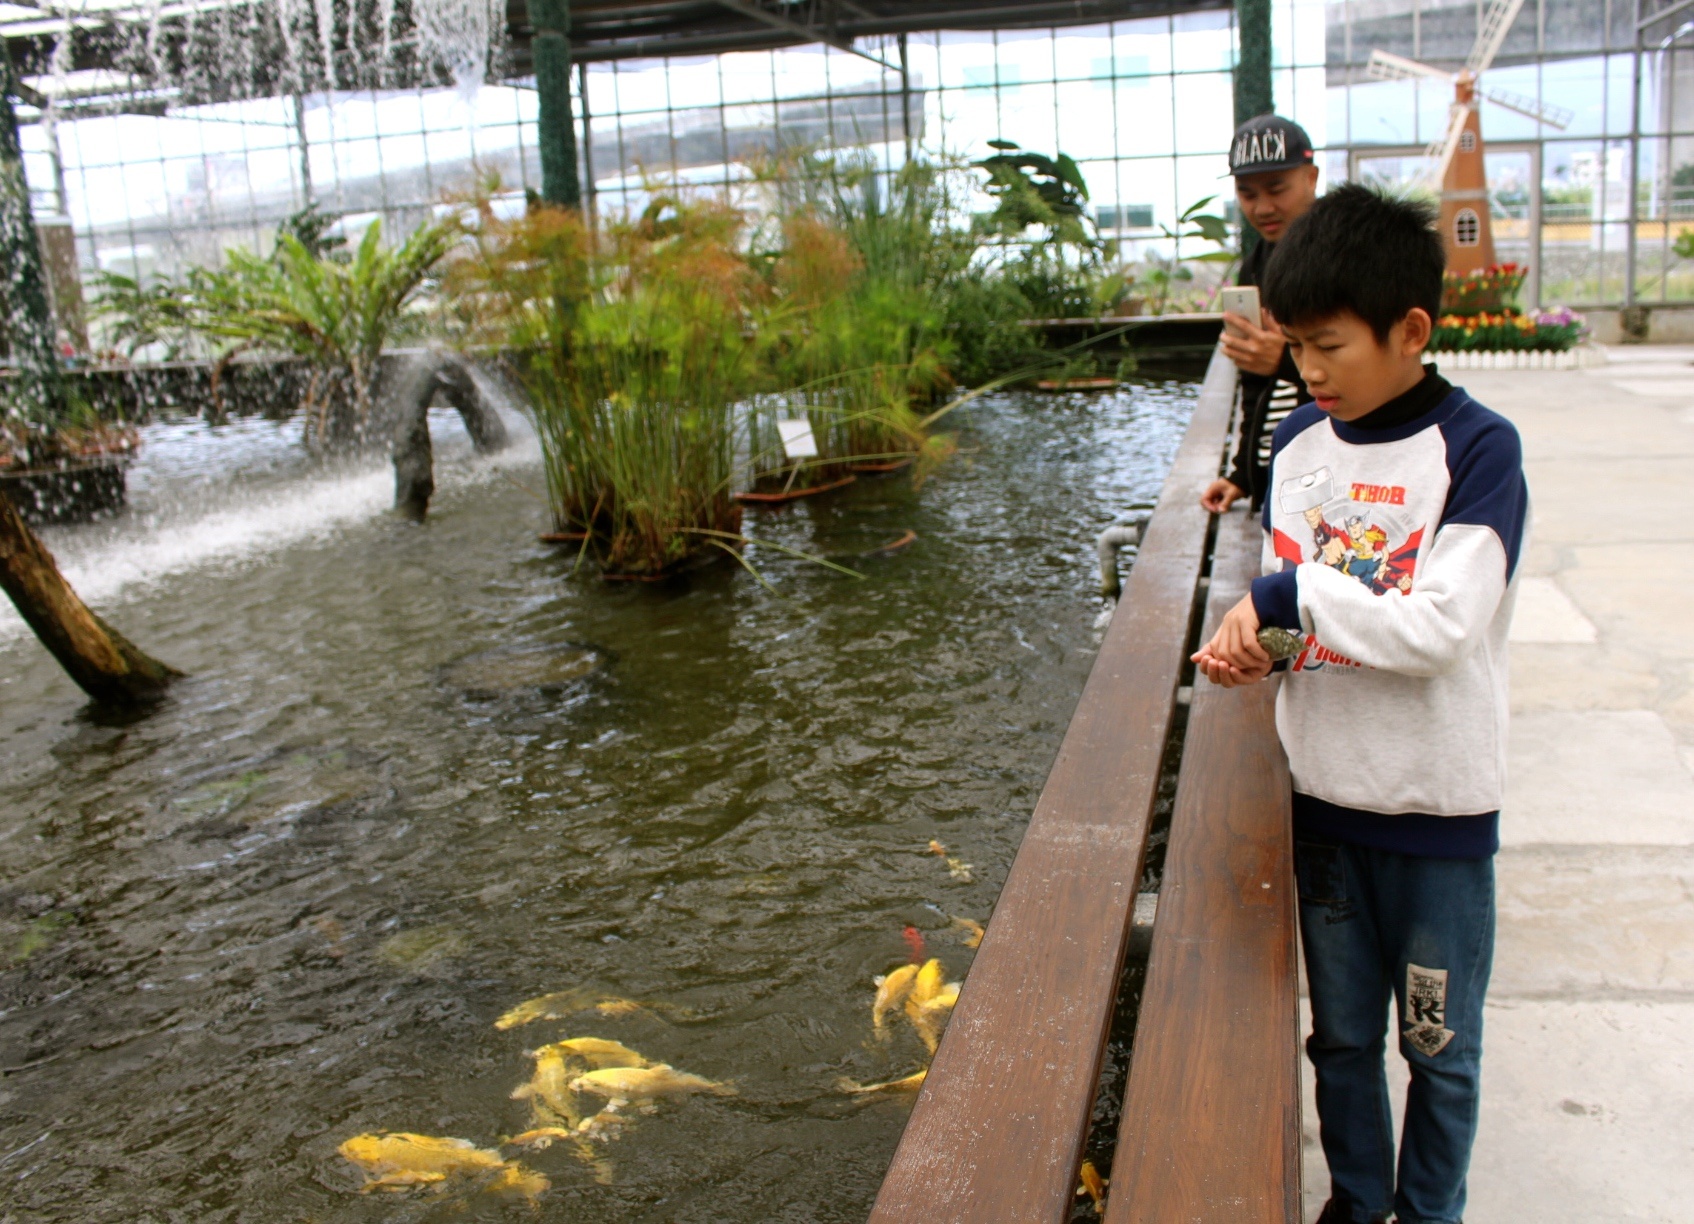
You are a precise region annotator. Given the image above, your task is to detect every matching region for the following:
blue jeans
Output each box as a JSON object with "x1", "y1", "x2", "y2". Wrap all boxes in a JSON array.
[{"x1": 1295, "y1": 838, "x2": 1495, "y2": 1224}]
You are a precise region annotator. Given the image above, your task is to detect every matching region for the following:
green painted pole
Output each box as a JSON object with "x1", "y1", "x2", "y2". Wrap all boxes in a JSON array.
[
  {"x1": 530, "y1": 0, "x2": 581, "y2": 208},
  {"x1": 1233, "y1": 0, "x2": 1273, "y2": 256},
  {"x1": 0, "y1": 50, "x2": 66, "y2": 429},
  {"x1": 1233, "y1": 0, "x2": 1273, "y2": 128}
]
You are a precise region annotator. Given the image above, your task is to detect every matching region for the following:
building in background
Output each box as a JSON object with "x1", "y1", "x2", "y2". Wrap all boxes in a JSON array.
[{"x1": 3, "y1": 0, "x2": 1691, "y2": 310}]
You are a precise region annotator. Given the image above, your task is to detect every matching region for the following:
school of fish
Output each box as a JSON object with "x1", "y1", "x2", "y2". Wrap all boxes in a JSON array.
[
  {"x1": 337, "y1": 989, "x2": 732, "y2": 1199},
  {"x1": 337, "y1": 837, "x2": 986, "y2": 1200}
]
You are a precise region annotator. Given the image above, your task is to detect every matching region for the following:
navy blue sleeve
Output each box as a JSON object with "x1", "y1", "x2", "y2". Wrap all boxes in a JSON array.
[
  {"x1": 1439, "y1": 402, "x2": 1528, "y2": 579},
  {"x1": 1251, "y1": 570, "x2": 1301, "y2": 630}
]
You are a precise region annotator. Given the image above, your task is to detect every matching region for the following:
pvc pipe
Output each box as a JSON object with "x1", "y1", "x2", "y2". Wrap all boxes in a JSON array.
[{"x1": 1097, "y1": 523, "x2": 1142, "y2": 598}]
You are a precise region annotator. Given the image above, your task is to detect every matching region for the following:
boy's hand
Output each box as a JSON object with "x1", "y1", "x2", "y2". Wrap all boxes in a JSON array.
[
  {"x1": 1192, "y1": 646, "x2": 1274, "y2": 688},
  {"x1": 1219, "y1": 308, "x2": 1286, "y2": 377},
  {"x1": 1200, "y1": 478, "x2": 1244, "y2": 514},
  {"x1": 1190, "y1": 593, "x2": 1273, "y2": 687}
]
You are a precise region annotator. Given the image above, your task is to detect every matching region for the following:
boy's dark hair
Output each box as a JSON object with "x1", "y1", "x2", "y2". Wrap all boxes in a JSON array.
[{"x1": 1259, "y1": 183, "x2": 1444, "y2": 342}]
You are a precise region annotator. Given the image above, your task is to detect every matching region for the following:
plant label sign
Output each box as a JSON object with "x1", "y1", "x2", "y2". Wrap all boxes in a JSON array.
[{"x1": 776, "y1": 418, "x2": 819, "y2": 459}]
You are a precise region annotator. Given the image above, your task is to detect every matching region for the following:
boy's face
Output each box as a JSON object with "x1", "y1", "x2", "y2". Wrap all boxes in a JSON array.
[
  {"x1": 1279, "y1": 308, "x2": 1433, "y2": 422},
  {"x1": 1233, "y1": 165, "x2": 1319, "y2": 243}
]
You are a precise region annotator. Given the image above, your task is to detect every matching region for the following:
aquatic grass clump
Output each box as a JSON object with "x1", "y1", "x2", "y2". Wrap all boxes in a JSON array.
[
  {"x1": 754, "y1": 162, "x2": 963, "y2": 482},
  {"x1": 492, "y1": 200, "x2": 767, "y2": 577}
]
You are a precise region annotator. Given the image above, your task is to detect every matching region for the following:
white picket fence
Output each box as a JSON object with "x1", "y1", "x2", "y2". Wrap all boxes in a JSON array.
[{"x1": 1427, "y1": 345, "x2": 1606, "y2": 371}]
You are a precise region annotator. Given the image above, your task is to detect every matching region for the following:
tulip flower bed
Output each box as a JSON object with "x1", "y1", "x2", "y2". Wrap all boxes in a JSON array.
[
  {"x1": 1440, "y1": 263, "x2": 1527, "y2": 315},
  {"x1": 1430, "y1": 304, "x2": 1587, "y2": 352}
]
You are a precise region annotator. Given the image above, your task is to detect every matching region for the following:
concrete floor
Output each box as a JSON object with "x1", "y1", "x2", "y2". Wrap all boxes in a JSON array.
[{"x1": 1299, "y1": 346, "x2": 1694, "y2": 1223}]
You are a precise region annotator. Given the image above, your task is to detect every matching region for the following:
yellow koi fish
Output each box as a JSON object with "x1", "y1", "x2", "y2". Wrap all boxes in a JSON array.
[
  {"x1": 337, "y1": 1133, "x2": 508, "y2": 1194},
  {"x1": 511, "y1": 1045, "x2": 583, "y2": 1128},
  {"x1": 550, "y1": 1037, "x2": 649, "y2": 1068},
  {"x1": 487, "y1": 1162, "x2": 551, "y2": 1201},
  {"x1": 837, "y1": 1069, "x2": 928, "y2": 1094},
  {"x1": 506, "y1": 1127, "x2": 576, "y2": 1151},
  {"x1": 568, "y1": 1064, "x2": 735, "y2": 1100},
  {"x1": 1078, "y1": 1159, "x2": 1108, "y2": 1211},
  {"x1": 494, "y1": 989, "x2": 651, "y2": 1030},
  {"x1": 872, "y1": 963, "x2": 920, "y2": 1031},
  {"x1": 950, "y1": 917, "x2": 985, "y2": 948},
  {"x1": 905, "y1": 961, "x2": 961, "y2": 1053}
]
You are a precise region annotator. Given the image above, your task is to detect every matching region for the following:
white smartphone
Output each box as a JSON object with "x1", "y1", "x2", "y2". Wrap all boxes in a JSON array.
[{"x1": 1219, "y1": 285, "x2": 1260, "y2": 337}]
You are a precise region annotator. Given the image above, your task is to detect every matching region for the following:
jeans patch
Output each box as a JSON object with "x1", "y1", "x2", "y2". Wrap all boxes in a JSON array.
[{"x1": 1403, "y1": 963, "x2": 1456, "y2": 1057}]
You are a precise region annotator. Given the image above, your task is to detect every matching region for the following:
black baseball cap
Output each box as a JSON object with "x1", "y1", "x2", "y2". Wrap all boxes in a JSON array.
[{"x1": 1228, "y1": 114, "x2": 1315, "y2": 177}]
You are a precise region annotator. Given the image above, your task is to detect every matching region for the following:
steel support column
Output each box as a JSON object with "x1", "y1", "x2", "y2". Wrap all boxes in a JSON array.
[
  {"x1": 1234, "y1": 0, "x2": 1273, "y2": 126},
  {"x1": 1233, "y1": 0, "x2": 1274, "y2": 257},
  {"x1": 531, "y1": 0, "x2": 581, "y2": 208},
  {"x1": 0, "y1": 49, "x2": 66, "y2": 427},
  {"x1": 1629, "y1": 0, "x2": 1643, "y2": 307},
  {"x1": 578, "y1": 60, "x2": 596, "y2": 225}
]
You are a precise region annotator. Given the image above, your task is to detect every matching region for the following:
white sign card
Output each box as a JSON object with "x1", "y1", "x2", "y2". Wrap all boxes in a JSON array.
[{"x1": 775, "y1": 418, "x2": 820, "y2": 459}]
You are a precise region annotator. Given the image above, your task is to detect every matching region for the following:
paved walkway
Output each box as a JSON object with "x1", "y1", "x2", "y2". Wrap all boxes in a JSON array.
[{"x1": 1300, "y1": 346, "x2": 1694, "y2": 1223}]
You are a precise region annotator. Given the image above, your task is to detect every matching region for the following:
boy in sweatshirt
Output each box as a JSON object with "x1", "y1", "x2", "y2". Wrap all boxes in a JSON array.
[{"x1": 1192, "y1": 185, "x2": 1527, "y2": 1224}]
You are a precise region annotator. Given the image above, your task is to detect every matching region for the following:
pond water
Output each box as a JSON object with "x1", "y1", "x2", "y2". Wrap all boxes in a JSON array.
[{"x1": 0, "y1": 381, "x2": 1194, "y2": 1223}]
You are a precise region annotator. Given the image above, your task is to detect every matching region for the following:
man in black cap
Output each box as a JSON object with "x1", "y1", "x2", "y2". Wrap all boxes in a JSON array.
[{"x1": 1201, "y1": 113, "x2": 1321, "y2": 514}]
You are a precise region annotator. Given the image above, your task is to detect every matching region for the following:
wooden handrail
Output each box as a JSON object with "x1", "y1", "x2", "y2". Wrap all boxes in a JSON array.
[
  {"x1": 868, "y1": 351, "x2": 1239, "y2": 1223},
  {"x1": 1105, "y1": 507, "x2": 1301, "y2": 1224}
]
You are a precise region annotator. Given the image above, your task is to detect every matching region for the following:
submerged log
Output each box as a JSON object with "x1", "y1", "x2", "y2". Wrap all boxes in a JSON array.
[{"x1": 0, "y1": 490, "x2": 180, "y2": 704}]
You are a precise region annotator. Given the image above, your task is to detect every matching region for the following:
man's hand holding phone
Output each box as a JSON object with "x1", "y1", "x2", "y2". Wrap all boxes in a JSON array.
[
  {"x1": 1220, "y1": 307, "x2": 1286, "y2": 377},
  {"x1": 1218, "y1": 286, "x2": 1286, "y2": 378}
]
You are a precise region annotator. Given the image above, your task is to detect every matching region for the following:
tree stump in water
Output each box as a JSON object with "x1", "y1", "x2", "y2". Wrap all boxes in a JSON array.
[{"x1": 0, "y1": 490, "x2": 180, "y2": 704}]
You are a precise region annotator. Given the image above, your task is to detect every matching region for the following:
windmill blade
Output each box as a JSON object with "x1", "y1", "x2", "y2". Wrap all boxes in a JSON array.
[
  {"x1": 1367, "y1": 49, "x2": 1454, "y2": 83},
  {"x1": 1483, "y1": 86, "x2": 1573, "y2": 130},
  {"x1": 1467, "y1": 0, "x2": 1529, "y2": 75},
  {"x1": 1421, "y1": 103, "x2": 1471, "y2": 189}
]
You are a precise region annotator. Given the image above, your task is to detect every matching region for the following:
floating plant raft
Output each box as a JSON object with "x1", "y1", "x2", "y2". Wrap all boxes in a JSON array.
[
  {"x1": 849, "y1": 457, "x2": 915, "y2": 474},
  {"x1": 1035, "y1": 377, "x2": 1118, "y2": 392},
  {"x1": 734, "y1": 473, "x2": 857, "y2": 505}
]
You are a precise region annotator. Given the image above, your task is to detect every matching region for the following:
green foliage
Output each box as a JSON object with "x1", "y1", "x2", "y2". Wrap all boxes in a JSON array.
[
  {"x1": 501, "y1": 200, "x2": 764, "y2": 577},
  {"x1": 200, "y1": 219, "x2": 455, "y2": 445},
  {"x1": 1674, "y1": 228, "x2": 1694, "y2": 260},
  {"x1": 754, "y1": 155, "x2": 964, "y2": 478},
  {"x1": 967, "y1": 141, "x2": 1107, "y2": 326},
  {"x1": 942, "y1": 267, "x2": 1048, "y2": 384},
  {"x1": 1431, "y1": 309, "x2": 1585, "y2": 352},
  {"x1": 93, "y1": 215, "x2": 455, "y2": 445},
  {"x1": 1127, "y1": 195, "x2": 1236, "y2": 315},
  {"x1": 974, "y1": 141, "x2": 1095, "y2": 249},
  {"x1": 275, "y1": 201, "x2": 349, "y2": 261},
  {"x1": 89, "y1": 267, "x2": 208, "y2": 359}
]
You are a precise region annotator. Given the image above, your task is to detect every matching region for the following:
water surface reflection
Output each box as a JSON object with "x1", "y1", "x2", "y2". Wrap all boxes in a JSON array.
[{"x1": 0, "y1": 383, "x2": 1193, "y2": 1222}]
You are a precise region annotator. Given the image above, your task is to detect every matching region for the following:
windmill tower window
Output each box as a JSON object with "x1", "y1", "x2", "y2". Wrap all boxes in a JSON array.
[
  {"x1": 1459, "y1": 130, "x2": 1477, "y2": 152},
  {"x1": 1454, "y1": 208, "x2": 1481, "y2": 246}
]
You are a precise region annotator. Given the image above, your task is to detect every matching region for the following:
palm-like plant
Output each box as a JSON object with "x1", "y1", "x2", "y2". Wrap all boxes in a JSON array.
[
  {"x1": 93, "y1": 216, "x2": 455, "y2": 447},
  {"x1": 196, "y1": 219, "x2": 456, "y2": 447}
]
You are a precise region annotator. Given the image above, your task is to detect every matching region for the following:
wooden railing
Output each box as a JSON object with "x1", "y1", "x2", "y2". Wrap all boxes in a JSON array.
[{"x1": 870, "y1": 351, "x2": 1301, "y2": 1224}]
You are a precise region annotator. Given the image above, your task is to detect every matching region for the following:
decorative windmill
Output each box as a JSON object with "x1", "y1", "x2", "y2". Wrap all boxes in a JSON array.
[{"x1": 1367, "y1": 0, "x2": 1573, "y2": 275}]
